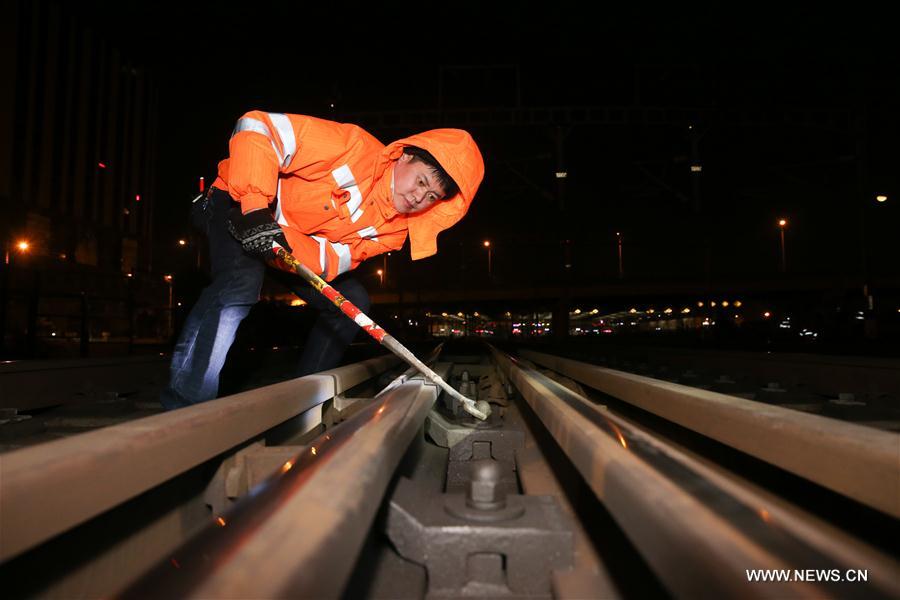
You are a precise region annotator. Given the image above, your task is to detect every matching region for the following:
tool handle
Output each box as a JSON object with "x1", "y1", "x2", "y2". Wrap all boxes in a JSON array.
[
  {"x1": 272, "y1": 247, "x2": 388, "y2": 342},
  {"x1": 271, "y1": 247, "x2": 490, "y2": 420}
]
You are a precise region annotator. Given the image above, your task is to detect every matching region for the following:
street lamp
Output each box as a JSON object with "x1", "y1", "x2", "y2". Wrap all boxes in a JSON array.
[
  {"x1": 777, "y1": 219, "x2": 788, "y2": 273},
  {"x1": 875, "y1": 194, "x2": 887, "y2": 203},
  {"x1": 483, "y1": 240, "x2": 492, "y2": 279},
  {"x1": 377, "y1": 269, "x2": 383, "y2": 286},
  {"x1": 1, "y1": 239, "x2": 32, "y2": 353},
  {"x1": 178, "y1": 237, "x2": 204, "y2": 269},
  {"x1": 5, "y1": 239, "x2": 30, "y2": 265},
  {"x1": 164, "y1": 275, "x2": 174, "y2": 338},
  {"x1": 615, "y1": 232, "x2": 624, "y2": 279}
]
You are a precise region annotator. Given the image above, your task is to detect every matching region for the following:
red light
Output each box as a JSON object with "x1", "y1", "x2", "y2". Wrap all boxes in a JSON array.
[
  {"x1": 135, "y1": 194, "x2": 141, "y2": 202},
  {"x1": 98, "y1": 162, "x2": 106, "y2": 169},
  {"x1": 199, "y1": 176, "x2": 205, "y2": 192}
]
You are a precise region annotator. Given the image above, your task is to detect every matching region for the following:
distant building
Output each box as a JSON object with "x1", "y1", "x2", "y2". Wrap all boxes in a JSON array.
[{"x1": 0, "y1": 0, "x2": 165, "y2": 357}]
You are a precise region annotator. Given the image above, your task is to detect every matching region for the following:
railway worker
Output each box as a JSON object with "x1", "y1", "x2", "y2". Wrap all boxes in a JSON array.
[{"x1": 160, "y1": 112, "x2": 484, "y2": 409}]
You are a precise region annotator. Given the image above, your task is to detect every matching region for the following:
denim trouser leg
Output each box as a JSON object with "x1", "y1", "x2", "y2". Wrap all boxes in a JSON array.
[
  {"x1": 160, "y1": 190, "x2": 265, "y2": 410},
  {"x1": 287, "y1": 274, "x2": 371, "y2": 377}
]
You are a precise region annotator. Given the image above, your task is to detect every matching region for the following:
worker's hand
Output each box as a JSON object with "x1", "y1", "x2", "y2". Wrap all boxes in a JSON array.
[{"x1": 226, "y1": 207, "x2": 292, "y2": 259}]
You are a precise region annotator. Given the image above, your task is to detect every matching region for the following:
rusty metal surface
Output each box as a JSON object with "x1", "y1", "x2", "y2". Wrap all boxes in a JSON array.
[
  {"x1": 447, "y1": 427, "x2": 524, "y2": 464},
  {"x1": 118, "y1": 375, "x2": 440, "y2": 600},
  {"x1": 520, "y1": 349, "x2": 900, "y2": 519},
  {"x1": 507, "y1": 399, "x2": 621, "y2": 599},
  {"x1": 444, "y1": 428, "x2": 524, "y2": 495},
  {"x1": 387, "y1": 469, "x2": 573, "y2": 598},
  {"x1": 492, "y1": 347, "x2": 900, "y2": 599},
  {"x1": 385, "y1": 360, "x2": 576, "y2": 599},
  {"x1": 446, "y1": 456, "x2": 517, "y2": 496},
  {"x1": 0, "y1": 355, "x2": 398, "y2": 562}
]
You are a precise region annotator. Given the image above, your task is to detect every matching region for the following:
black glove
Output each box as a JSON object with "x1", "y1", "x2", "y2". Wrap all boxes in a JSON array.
[{"x1": 226, "y1": 207, "x2": 292, "y2": 259}]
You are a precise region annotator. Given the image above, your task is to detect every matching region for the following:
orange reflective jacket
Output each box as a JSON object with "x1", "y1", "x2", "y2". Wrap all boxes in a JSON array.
[{"x1": 212, "y1": 112, "x2": 484, "y2": 280}]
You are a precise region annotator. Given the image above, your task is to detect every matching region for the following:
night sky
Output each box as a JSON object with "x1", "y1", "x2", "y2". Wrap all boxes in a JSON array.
[{"x1": 76, "y1": 2, "x2": 899, "y2": 287}]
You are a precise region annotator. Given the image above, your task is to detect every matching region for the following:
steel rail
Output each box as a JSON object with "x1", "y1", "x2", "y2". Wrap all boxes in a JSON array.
[
  {"x1": 519, "y1": 349, "x2": 900, "y2": 519},
  {"x1": 0, "y1": 354, "x2": 399, "y2": 562},
  {"x1": 491, "y1": 347, "x2": 900, "y2": 599},
  {"x1": 569, "y1": 345, "x2": 900, "y2": 396},
  {"x1": 506, "y1": 403, "x2": 621, "y2": 598},
  {"x1": 118, "y1": 373, "x2": 441, "y2": 600}
]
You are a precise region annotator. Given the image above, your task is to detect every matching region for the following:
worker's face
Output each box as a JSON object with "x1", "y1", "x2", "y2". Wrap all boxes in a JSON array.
[{"x1": 392, "y1": 153, "x2": 447, "y2": 214}]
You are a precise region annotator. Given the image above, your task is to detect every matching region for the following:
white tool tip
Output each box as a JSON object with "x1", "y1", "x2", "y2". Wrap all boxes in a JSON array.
[{"x1": 463, "y1": 399, "x2": 492, "y2": 421}]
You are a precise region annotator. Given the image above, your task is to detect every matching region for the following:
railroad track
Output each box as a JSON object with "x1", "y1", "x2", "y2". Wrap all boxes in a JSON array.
[
  {"x1": 0, "y1": 345, "x2": 896, "y2": 599},
  {"x1": 527, "y1": 343, "x2": 900, "y2": 431}
]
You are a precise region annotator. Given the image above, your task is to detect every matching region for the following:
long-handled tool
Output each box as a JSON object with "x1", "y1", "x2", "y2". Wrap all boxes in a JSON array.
[{"x1": 272, "y1": 247, "x2": 491, "y2": 421}]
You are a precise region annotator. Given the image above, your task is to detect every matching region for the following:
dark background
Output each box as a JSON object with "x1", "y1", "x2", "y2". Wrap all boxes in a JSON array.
[
  {"x1": 73, "y1": 1, "x2": 898, "y2": 285},
  {"x1": 3, "y1": 1, "x2": 899, "y2": 359}
]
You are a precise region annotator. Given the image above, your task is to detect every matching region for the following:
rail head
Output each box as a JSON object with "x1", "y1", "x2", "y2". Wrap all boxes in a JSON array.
[
  {"x1": 0, "y1": 354, "x2": 400, "y2": 562},
  {"x1": 117, "y1": 374, "x2": 441, "y2": 599},
  {"x1": 490, "y1": 346, "x2": 900, "y2": 599},
  {"x1": 519, "y1": 348, "x2": 900, "y2": 519}
]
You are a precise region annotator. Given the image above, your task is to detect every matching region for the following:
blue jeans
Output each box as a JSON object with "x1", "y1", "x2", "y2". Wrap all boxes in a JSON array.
[{"x1": 160, "y1": 189, "x2": 370, "y2": 410}]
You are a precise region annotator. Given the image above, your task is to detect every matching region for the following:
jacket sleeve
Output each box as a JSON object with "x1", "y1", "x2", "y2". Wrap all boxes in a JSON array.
[
  {"x1": 225, "y1": 111, "x2": 289, "y2": 213},
  {"x1": 225, "y1": 111, "x2": 366, "y2": 213},
  {"x1": 283, "y1": 229, "x2": 408, "y2": 282}
]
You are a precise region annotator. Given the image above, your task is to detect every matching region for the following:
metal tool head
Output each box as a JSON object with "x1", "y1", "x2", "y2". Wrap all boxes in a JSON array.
[{"x1": 463, "y1": 399, "x2": 492, "y2": 421}]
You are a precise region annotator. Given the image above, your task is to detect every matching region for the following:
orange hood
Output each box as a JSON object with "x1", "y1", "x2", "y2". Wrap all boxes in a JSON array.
[{"x1": 377, "y1": 129, "x2": 484, "y2": 260}]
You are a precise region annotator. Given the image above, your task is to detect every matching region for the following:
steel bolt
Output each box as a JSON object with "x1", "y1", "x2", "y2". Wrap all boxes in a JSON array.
[{"x1": 466, "y1": 459, "x2": 506, "y2": 510}]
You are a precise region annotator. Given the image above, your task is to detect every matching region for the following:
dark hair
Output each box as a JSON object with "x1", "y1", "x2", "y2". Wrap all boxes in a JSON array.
[{"x1": 402, "y1": 146, "x2": 459, "y2": 199}]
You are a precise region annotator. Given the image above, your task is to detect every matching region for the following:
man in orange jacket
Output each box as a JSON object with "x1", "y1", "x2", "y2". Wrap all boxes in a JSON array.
[{"x1": 160, "y1": 112, "x2": 484, "y2": 409}]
